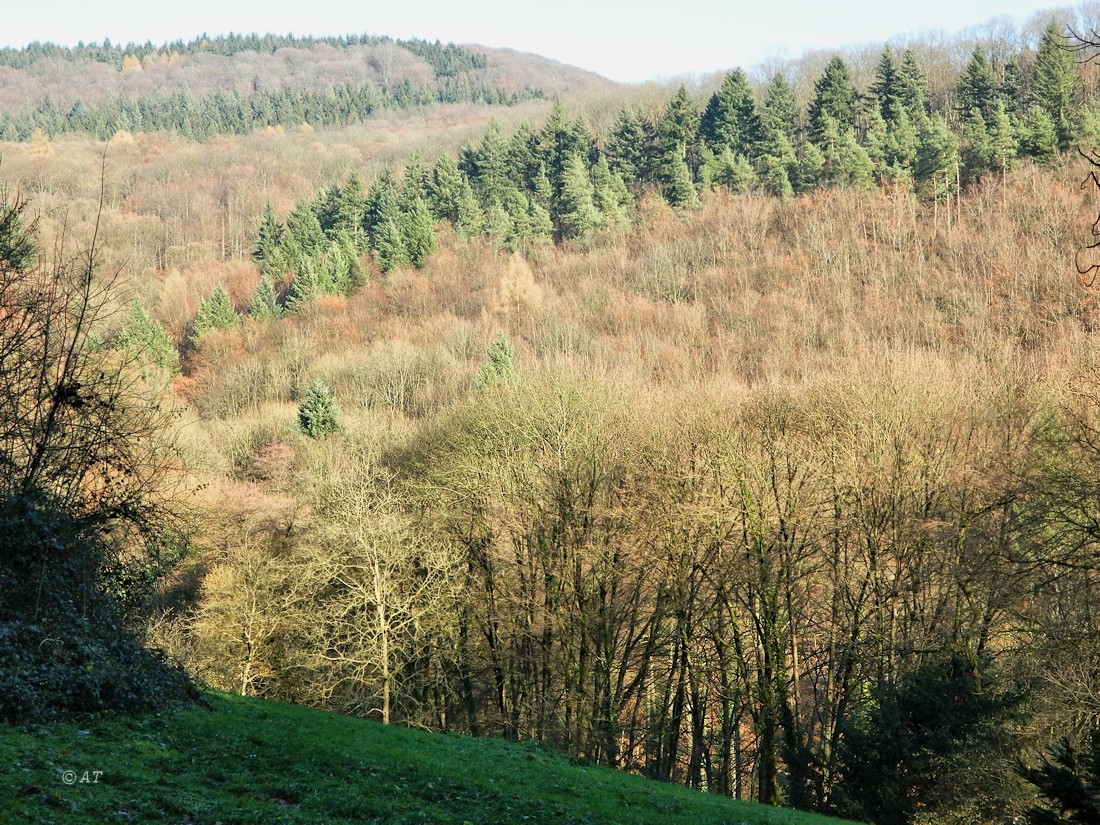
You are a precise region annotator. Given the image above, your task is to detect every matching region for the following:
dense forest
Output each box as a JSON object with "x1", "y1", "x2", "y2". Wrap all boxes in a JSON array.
[{"x1": 3, "y1": 11, "x2": 1100, "y2": 825}]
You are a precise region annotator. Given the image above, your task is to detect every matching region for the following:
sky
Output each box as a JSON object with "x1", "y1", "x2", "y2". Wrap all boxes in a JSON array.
[{"x1": 0, "y1": 0, "x2": 1084, "y2": 82}]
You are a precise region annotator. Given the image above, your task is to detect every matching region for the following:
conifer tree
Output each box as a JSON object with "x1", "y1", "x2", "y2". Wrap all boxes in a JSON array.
[
  {"x1": 364, "y1": 168, "x2": 400, "y2": 250},
  {"x1": 760, "y1": 154, "x2": 794, "y2": 198},
  {"x1": 961, "y1": 108, "x2": 994, "y2": 182},
  {"x1": 399, "y1": 156, "x2": 431, "y2": 207},
  {"x1": 709, "y1": 148, "x2": 757, "y2": 191},
  {"x1": 592, "y1": 155, "x2": 632, "y2": 227},
  {"x1": 1032, "y1": 20, "x2": 1078, "y2": 150},
  {"x1": 880, "y1": 108, "x2": 919, "y2": 183},
  {"x1": 117, "y1": 301, "x2": 179, "y2": 374},
  {"x1": 870, "y1": 46, "x2": 905, "y2": 124},
  {"x1": 506, "y1": 121, "x2": 541, "y2": 190},
  {"x1": 834, "y1": 132, "x2": 876, "y2": 190},
  {"x1": 957, "y1": 48, "x2": 997, "y2": 123},
  {"x1": 662, "y1": 151, "x2": 699, "y2": 208},
  {"x1": 285, "y1": 256, "x2": 324, "y2": 312},
  {"x1": 761, "y1": 73, "x2": 798, "y2": 146},
  {"x1": 808, "y1": 57, "x2": 858, "y2": 143},
  {"x1": 530, "y1": 164, "x2": 555, "y2": 209},
  {"x1": 334, "y1": 172, "x2": 368, "y2": 249},
  {"x1": 1019, "y1": 731, "x2": 1100, "y2": 824},
  {"x1": 254, "y1": 202, "x2": 283, "y2": 263},
  {"x1": 484, "y1": 198, "x2": 513, "y2": 251},
  {"x1": 701, "y1": 69, "x2": 763, "y2": 158},
  {"x1": 192, "y1": 284, "x2": 240, "y2": 342},
  {"x1": 501, "y1": 189, "x2": 532, "y2": 252},
  {"x1": 298, "y1": 379, "x2": 340, "y2": 438},
  {"x1": 557, "y1": 152, "x2": 602, "y2": 239},
  {"x1": 538, "y1": 101, "x2": 592, "y2": 201},
  {"x1": 462, "y1": 120, "x2": 510, "y2": 204},
  {"x1": 915, "y1": 113, "x2": 960, "y2": 200},
  {"x1": 1019, "y1": 105, "x2": 1059, "y2": 165},
  {"x1": 399, "y1": 195, "x2": 436, "y2": 267},
  {"x1": 796, "y1": 141, "x2": 826, "y2": 191},
  {"x1": 476, "y1": 332, "x2": 517, "y2": 387},
  {"x1": 285, "y1": 198, "x2": 325, "y2": 260},
  {"x1": 526, "y1": 198, "x2": 554, "y2": 246},
  {"x1": 898, "y1": 49, "x2": 930, "y2": 119},
  {"x1": 864, "y1": 106, "x2": 890, "y2": 181},
  {"x1": 989, "y1": 99, "x2": 1017, "y2": 180},
  {"x1": 429, "y1": 154, "x2": 482, "y2": 236},
  {"x1": 607, "y1": 104, "x2": 654, "y2": 184},
  {"x1": 249, "y1": 273, "x2": 282, "y2": 321},
  {"x1": 659, "y1": 86, "x2": 702, "y2": 168},
  {"x1": 374, "y1": 216, "x2": 408, "y2": 273}
]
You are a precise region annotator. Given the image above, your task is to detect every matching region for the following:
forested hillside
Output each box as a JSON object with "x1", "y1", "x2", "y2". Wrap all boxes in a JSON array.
[
  {"x1": 0, "y1": 32, "x2": 610, "y2": 140},
  {"x1": 3, "y1": 10, "x2": 1100, "y2": 825}
]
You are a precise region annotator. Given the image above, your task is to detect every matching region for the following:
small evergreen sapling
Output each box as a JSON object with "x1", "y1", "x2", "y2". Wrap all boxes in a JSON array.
[
  {"x1": 298, "y1": 380, "x2": 340, "y2": 438},
  {"x1": 476, "y1": 332, "x2": 517, "y2": 387}
]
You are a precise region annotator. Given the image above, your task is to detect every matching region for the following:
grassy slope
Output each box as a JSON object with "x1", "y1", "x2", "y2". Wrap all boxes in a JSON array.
[{"x1": 1, "y1": 692, "x2": 857, "y2": 825}]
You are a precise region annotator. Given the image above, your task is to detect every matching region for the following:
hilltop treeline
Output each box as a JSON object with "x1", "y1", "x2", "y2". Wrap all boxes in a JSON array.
[
  {"x1": 0, "y1": 33, "x2": 487, "y2": 75},
  {"x1": 0, "y1": 34, "x2": 549, "y2": 141}
]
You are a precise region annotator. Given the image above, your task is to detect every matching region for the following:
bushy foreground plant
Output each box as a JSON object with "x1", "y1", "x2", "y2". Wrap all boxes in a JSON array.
[{"x1": 0, "y1": 191, "x2": 193, "y2": 721}]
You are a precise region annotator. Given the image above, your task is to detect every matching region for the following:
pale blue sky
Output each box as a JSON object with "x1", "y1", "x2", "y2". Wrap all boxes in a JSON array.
[{"x1": 0, "y1": 0, "x2": 1084, "y2": 82}]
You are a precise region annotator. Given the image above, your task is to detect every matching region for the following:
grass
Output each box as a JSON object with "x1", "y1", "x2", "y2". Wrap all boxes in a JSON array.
[{"x1": 0, "y1": 692, "x2": 859, "y2": 824}]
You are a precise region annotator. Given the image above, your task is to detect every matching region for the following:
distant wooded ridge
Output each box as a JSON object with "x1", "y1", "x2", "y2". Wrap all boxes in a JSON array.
[{"x1": 0, "y1": 33, "x2": 490, "y2": 77}]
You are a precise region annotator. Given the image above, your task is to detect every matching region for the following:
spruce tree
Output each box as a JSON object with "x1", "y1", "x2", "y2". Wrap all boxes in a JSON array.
[
  {"x1": 864, "y1": 106, "x2": 890, "y2": 181},
  {"x1": 885, "y1": 108, "x2": 919, "y2": 180},
  {"x1": 659, "y1": 86, "x2": 702, "y2": 173},
  {"x1": 484, "y1": 198, "x2": 513, "y2": 250},
  {"x1": 761, "y1": 73, "x2": 798, "y2": 146},
  {"x1": 526, "y1": 198, "x2": 554, "y2": 246},
  {"x1": 285, "y1": 198, "x2": 325, "y2": 260},
  {"x1": 374, "y1": 216, "x2": 408, "y2": 273},
  {"x1": 557, "y1": 153, "x2": 602, "y2": 239},
  {"x1": 1019, "y1": 731, "x2": 1100, "y2": 824},
  {"x1": 399, "y1": 156, "x2": 431, "y2": 208},
  {"x1": 870, "y1": 46, "x2": 905, "y2": 124},
  {"x1": 191, "y1": 284, "x2": 239, "y2": 342},
  {"x1": 285, "y1": 257, "x2": 323, "y2": 312},
  {"x1": 592, "y1": 155, "x2": 632, "y2": 226},
  {"x1": 701, "y1": 69, "x2": 763, "y2": 158},
  {"x1": 1019, "y1": 106, "x2": 1059, "y2": 166},
  {"x1": 334, "y1": 172, "x2": 368, "y2": 249},
  {"x1": 796, "y1": 141, "x2": 826, "y2": 191},
  {"x1": 506, "y1": 121, "x2": 541, "y2": 190},
  {"x1": 298, "y1": 379, "x2": 340, "y2": 438},
  {"x1": 465, "y1": 120, "x2": 510, "y2": 204},
  {"x1": 1032, "y1": 20, "x2": 1078, "y2": 150},
  {"x1": 117, "y1": 301, "x2": 179, "y2": 374},
  {"x1": 760, "y1": 154, "x2": 794, "y2": 198},
  {"x1": 476, "y1": 332, "x2": 517, "y2": 387},
  {"x1": 898, "y1": 49, "x2": 930, "y2": 119},
  {"x1": 989, "y1": 99, "x2": 1017, "y2": 180},
  {"x1": 249, "y1": 273, "x2": 282, "y2": 320},
  {"x1": 502, "y1": 189, "x2": 532, "y2": 252},
  {"x1": 364, "y1": 168, "x2": 400, "y2": 250},
  {"x1": 961, "y1": 108, "x2": 994, "y2": 182},
  {"x1": 957, "y1": 48, "x2": 997, "y2": 123},
  {"x1": 915, "y1": 113, "x2": 960, "y2": 200},
  {"x1": 607, "y1": 104, "x2": 654, "y2": 184},
  {"x1": 399, "y1": 195, "x2": 436, "y2": 267},
  {"x1": 254, "y1": 202, "x2": 283, "y2": 263},
  {"x1": 538, "y1": 101, "x2": 592, "y2": 202},
  {"x1": 662, "y1": 151, "x2": 699, "y2": 208},
  {"x1": 834, "y1": 132, "x2": 876, "y2": 190},
  {"x1": 808, "y1": 57, "x2": 858, "y2": 143}
]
